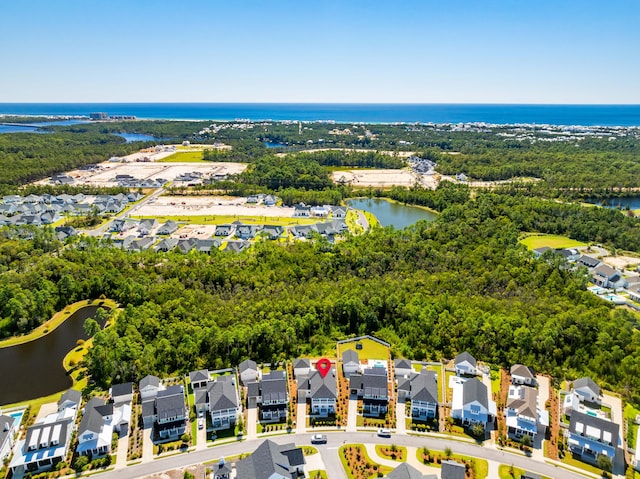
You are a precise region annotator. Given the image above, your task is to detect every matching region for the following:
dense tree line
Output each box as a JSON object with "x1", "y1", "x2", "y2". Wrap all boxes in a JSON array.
[{"x1": 2, "y1": 189, "x2": 640, "y2": 406}]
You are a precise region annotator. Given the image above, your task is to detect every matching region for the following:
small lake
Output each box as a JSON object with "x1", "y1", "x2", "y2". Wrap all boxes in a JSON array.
[
  {"x1": 586, "y1": 197, "x2": 640, "y2": 210},
  {"x1": 347, "y1": 197, "x2": 437, "y2": 229},
  {"x1": 0, "y1": 119, "x2": 88, "y2": 134},
  {"x1": 0, "y1": 305, "x2": 106, "y2": 405},
  {"x1": 264, "y1": 141, "x2": 288, "y2": 149},
  {"x1": 114, "y1": 132, "x2": 158, "y2": 143}
]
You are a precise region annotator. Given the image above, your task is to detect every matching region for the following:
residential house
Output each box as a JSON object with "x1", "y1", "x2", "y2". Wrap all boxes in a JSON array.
[
  {"x1": 155, "y1": 237, "x2": 179, "y2": 252},
  {"x1": 236, "y1": 224, "x2": 261, "y2": 239},
  {"x1": 262, "y1": 225, "x2": 284, "y2": 240},
  {"x1": 239, "y1": 360, "x2": 259, "y2": 385},
  {"x1": 410, "y1": 370, "x2": 439, "y2": 421},
  {"x1": 559, "y1": 248, "x2": 580, "y2": 262},
  {"x1": 235, "y1": 439, "x2": 305, "y2": 479},
  {"x1": 532, "y1": 246, "x2": 552, "y2": 258},
  {"x1": 58, "y1": 390, "x2": 82, "y2": 412},
  {"x1": 110, "y1": 382, "x2": 133, "y2": 406},
  {"x1": 264, "y1": 195, "x2": 277, "y2": 206},
  {"x1": 450, "y1": 377, "x2": 496, "y2": 429},
  {"x1": 454, "y1": 351, "x2": 477, "y2": 376},
  {"x1": 578, "y1": 255, "x2": 601, "y2": 269},
  {"x1": 0, "y1": 414, "x2": 16, "y2": 462},
  {"x1": 505, "y1": 385, "x2": 548, "y2": 440},
  {"x1": 394, "y1": 359, "x2": 413, "y2": 379},
  {"x1": 211, "y1": 458, "x2": 233, "y2": 479},
  {"x1": 207, "y1": 377, "x2": 240, "y2": 430},
  {"x1": 226, "y1": 240, "x2": 249, "y2": 253},
  {"x1": 154, "y1": 385, "x2": 187, "y2": 440},
  {"x1": 350, "y1": 368, "x2": 389, "y2": 417},
  {"x1": 214, "y1": 224, "x2": 233, "y2": 237},
  {"x1": 77, "y1": 398, "x2": 114, "y2": 457},
  {"x1": 259, "y1": 371, "x2": 289, "y2": 422},
  {"x1": 441, "y1": 460, "x2": 466, "y2": 479},
  {"x1": 293, "y1": 204, "x2": 311, "y2": 217},
  {"x1": 591, "y1": 264, "x2": 626, "y2": 289},
  {"x1": 293, "y1": 358, "x2": 311, "y2": 379},
  {"x1": 127, "y1": 237, "x2": 155, "y2": 251},
  {"x1": 9, "y1": 400, "x2": 78, "y2": 475},
  {"x1": 157, "y1": 220, "x2": 178, "y2": 235},
  {"x1": 342, "y1": 350, "x2": 361, "y2": 378},
  {"x1": 628, "y1": 281, "x2": 640, "y2": 303},
  {"x1": 511, "y1": 364, "x2": 535, "y2": 386},
  {"x1": 310, "y1": 205, "x2": 330, "y2": 218},
  {"x1": 137, "y1": 219, "x2": 158, "y2": 236},
  {"x1": 572, "y1": 377, "x2": 602, "y2": 405},
  {"x1": 331, "y1": 206, "x2": 347, "y2": 218},
  {"x1": 566, "y1": 410, "x2": 620, "y2": 464},
  {"x1": 189, "y1": 369, "x2": 210, "y2": 390},
  {"x1": 176, "y1": 238, "x2": 197, "y2": 254},
  {"x1": 307, "y1": 369, "x2": 337, "y2": 417},
  {"x1": 386, "y1": 463, "x2": 437, "y2": 479},
  {"x1": 139, "y1": 375, "x2": 162, "y2": 401}
]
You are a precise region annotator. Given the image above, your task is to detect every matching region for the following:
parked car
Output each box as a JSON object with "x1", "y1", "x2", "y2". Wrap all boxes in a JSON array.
[
  {"x1": 198, "y1": 419, "x2": 204, "y2": 429},
  {"x1": 377, "y1": 428, "x2": 391, "y2": 437},
  {"x1": 311, "y1": 434, "x2": 327, "y2": 444}
]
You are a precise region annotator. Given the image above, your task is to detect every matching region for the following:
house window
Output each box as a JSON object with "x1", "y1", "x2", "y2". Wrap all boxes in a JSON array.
[{"x1": 470, "y1": 406, "x2": 480, "y2": 414}]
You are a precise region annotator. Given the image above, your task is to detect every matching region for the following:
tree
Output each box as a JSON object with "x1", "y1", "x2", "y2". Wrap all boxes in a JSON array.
[
  {"x1": 83, "y1": 318, "x2": 100, "y2": 338},
  {"x1": 471, "y1": 422, "x2": 485, "y2": 438},
  {"x1": 73, "y1": 455, "x2": 89, "y2": 471},
  {"x1": 521, "y1": 434, "x2": 532, "y2": 448},
  {"x1": 444, "y1": 446, "x2": 452, "y2": 458},
  {"x1": 597, "y1": 454, "x2": 612, "y2": 472}
]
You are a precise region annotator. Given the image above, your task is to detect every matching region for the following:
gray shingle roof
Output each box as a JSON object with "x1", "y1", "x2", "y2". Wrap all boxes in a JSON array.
[
  {"x1": 79, "y1": 397, "x2": 107, "y2": 436},
  {"x1": 309, "y1": 370, "x2": 337, "y2": 400},
  {"x1": 58, "y1": 389, "x2": 82, "y2": 408},
  {"x1": 293, "y1": 358, "x2": 310, "y2": 370},
  {"x1": 208, "y1": 380, "x2": 238, "y2": 411},
  {"x1": 454, "y1": 351, "x2": 476, "y2": 367},
  {"x1": 239, "y1": 359, "x2": 257, "y2": 372},
  {"x1": 111, "y1": 382, "x2": 133, "y2": 398},
  {"x1": 342, "y1": 349, "x2": 359, "y2": 365},
  {"x1": 507, "y1": 386, "x2": 538, "y2": 419},
  {"x1": 235, "y1": 440, "x2": 304, "y2": 479},
  {"x1": 156, "y1": 386, "x2": 185, "y2": 422},
  {"x1": 189, "y1": 369, "x2": 210, "y2": 385},
  {"x1": 394, "y1": 359, "x2": 412, "y2": 370},
  {"x1": 261, "y1": 372, "x2": 287, "y2": 403},
  {"x1": 411, "y1": 370, "x2": 438, "y2": 404},
  {"x1": 387, "y1": 463, "x2": 432, "y2": 479},
  {"x1": 569, "y1": 410, "x2": 619, "y2": 447},
  {"x1": 462, "y1": 378, "x2": 488, "y2": 409},
  {"x1": 573, "y1": 377, "x2": 601, "y2": 396},
  {"x1": 441, "y1": 460, "x2": 466, "y2": 479},
  {"x1": 510, "y1": 364, "x2": 534, "y2": 380},
  {"x1": 140, "y1": 375, "x2": 160, "y2": 390}
]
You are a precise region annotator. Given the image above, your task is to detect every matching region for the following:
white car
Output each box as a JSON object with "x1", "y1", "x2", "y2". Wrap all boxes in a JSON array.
[
  {"x1": 198, "y1": 419, "x2": 204, "y2": 429},
  {"x1": 377, "y1": 428, "x2": 391, "y2": 437}
]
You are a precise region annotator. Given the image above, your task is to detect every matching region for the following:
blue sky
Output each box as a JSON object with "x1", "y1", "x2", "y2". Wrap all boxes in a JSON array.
[{"x1": 1, "y1": 0, "x2": 638, "y2": 103}]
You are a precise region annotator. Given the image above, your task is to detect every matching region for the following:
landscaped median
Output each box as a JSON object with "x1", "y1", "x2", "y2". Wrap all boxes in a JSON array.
[
  {"x1": 498, "y1": 464, "x2": 551, "y2": 479},
  {"x1": 416, "y1": 447, "x2": 488, "y2": 479},
  {"x1": 0, "y1": 298, "x2": 118, "y2": 349},
  {"x1": 339, "y1": 444, "x2": 393, "y2": 479}
]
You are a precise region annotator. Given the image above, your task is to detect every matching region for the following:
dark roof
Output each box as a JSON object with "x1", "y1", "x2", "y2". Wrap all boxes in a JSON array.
[
  {"x1": 533, "y1": 246, "x2": 552, "y2": 254},
  {"x1": 454, "y1": 351, "x2": 476, "y2": 367},
  {"x1": 58, "y1": 389, "x2": 82, "y2": 408},
  {"x1": 208, "y1": 380, "x2": 238, "y2": 411},
  {"x1": 394, "y1": 359, "x2": 413, "y2": 370},
  {"x1": 510, "y1": 364, "x2": 534, "y2": 380},
  {"x1": 462, "y1": 378, "x2": 488, "y2": 408},
  {"x1": 397, "y1": 376, "x2": 412, "y2": 393},
  {"x1": 141, "y1": 399, "x2": 155, "y2": 418},
  {"x1": 247, "y1": 382, "x2": 260, "y2": 399},
  {"x1": 573, "y1": 377, "x2": 601, "y2": 396},
  {"x1": 239, "y1": 359, "x2": 258, "y2": 372},
  {"x1": 111, "y1": 382, "x2": 133, "y2": 398},
  {"x1": 507, "y1": 386, "x2": 538, "y2": 420},
  {"x1": 309, "y1": 370, "x2": 337, "y2": 400},
  {"x1": 593, "y1": 264, "x2": 618, "y2": 279},
  {"x1": 235, "y1": 439, "x2": 304, "y2": 479},
  {"x1": 261, "y1": 373, "x2": 287, "y2": 403},
  {"x1": 578, "y1": 255, "x2": 601, "y2": 268},
  {"x1": 156, "y1": 385, "x2": 186, "y2": 422},
  {"x1": 140, "y1": 375, "x2": 160, "y2": 390},
  {"x1": 189, "y1": 369, "x2": 210, "y2": 385},
  {"x1": 387, "y1": 463, "x2": 430, "y2": 479},
  {"x1": 441, "y1": 460, "x2": 466, "y2": 479},
  {"x1": 569, "y1": 410, "x2": 619, "y2": 447},
  {"x1": 352, "y1": 370, "x2": 388, "y2": 399},
  {"x1": 24, "y1": 417, "x2": 71, "y2": 452},
  {"x1": 79, "y1": 397, "x2": 107, "y2": 435},
  {"x1": 195, "y1": 388, "x2": 209, "y2": 407},
  {"x1": 293, "y1": 358, "x2": 311, "y2": 369},
  {"x1": 0, "y1": 415, "x2": 15, "y2": 448},
  {"x1": 411, "y1": 370, "x2": 438, "y2": 404},
  {"x1": 342, "y1": 349, "x2": 359, "y2": 364}
]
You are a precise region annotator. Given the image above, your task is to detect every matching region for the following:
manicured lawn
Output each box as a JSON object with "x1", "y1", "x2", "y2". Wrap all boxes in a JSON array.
[
  {"x1": 498, "y1": 464, "x2": 551, "y2": 479},
  {"x1": 0, "y1": 298, "x2": 117, "y2": 348},
  {"x1": 338, "y1": 337, "x2": 389, "y2": 361},
  {"x1": 519, "y1": 233, "x2": 586, "y2": 250},
  {"x1": 490, "y1": 368, "x2": 501, "y2": 396},
  {"x1": 131, "y1": 214, "x2": 317, "y2": 226},
  {"x1": 625, "y1": 403, "x2": 640, "y2": 449},
  {"x1": 560, "y1": 453, "x2": 608, "y2": 476},
  {"x1": 308, "y1": 471, "x2": 328, "y2": 479},
  {"x1": 158, "y1": 151, "x2": 206, "y2": 162},
  {"x1": 303, "y1": 446, "x2": 319, "y2": 456}
]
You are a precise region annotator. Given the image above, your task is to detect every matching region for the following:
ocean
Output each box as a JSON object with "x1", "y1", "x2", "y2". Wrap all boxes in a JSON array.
[{"x1": 1, "y1": 103, "x2": 640, "y2": 126}]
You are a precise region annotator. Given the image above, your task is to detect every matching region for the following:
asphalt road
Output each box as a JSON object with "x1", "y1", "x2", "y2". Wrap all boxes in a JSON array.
[{"x1": 89, "y1": 431, "x2": 590, "y2": 479}]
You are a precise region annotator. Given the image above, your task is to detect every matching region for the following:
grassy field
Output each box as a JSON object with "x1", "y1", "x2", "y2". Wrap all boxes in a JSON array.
[
  {"x1": 338, "y1": 337, "x2": 389, "y2": 361},
  {"x1": 625, "y1": 403, "x2": 640, "y2": 449},
  {"x1": 0, "y1": 298, "x2": 118, "y2": 349},
  {"x1": 498, "y1": 465, "x2": 551, "y2": 479},
  {"x1": 519, "y1": 233, "x2": 587, "y2": 250},
  {"x1": 131, "y1": 214, "x2": 318, "y2": 226},
  {"x1": 158, "y1": 151, "x2": 207, "y2": 162},
  {"x1": 308, "y1": 471, "x2": 328, "y2": 479}
]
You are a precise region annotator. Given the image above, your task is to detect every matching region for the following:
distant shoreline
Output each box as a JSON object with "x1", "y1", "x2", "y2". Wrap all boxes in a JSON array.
[{"x1": 1, "y1": 103, "x2": 640, "y2": 127}]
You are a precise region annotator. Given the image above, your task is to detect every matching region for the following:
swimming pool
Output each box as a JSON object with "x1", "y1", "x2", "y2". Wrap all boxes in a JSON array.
[{"x1": 7, "y1": 409, "x2": 25, "y2": 426}]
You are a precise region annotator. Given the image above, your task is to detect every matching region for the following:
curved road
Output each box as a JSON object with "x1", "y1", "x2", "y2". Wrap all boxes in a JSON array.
[{"x1": 93, "y1": 432, "x2": 589, "y2": 479}]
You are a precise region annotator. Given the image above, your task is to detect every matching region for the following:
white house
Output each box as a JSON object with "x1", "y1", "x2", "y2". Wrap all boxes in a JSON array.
[
  {"x1": 394, "y1": 359, "x2": 413, "y2": 379},
  {"x1": 510, "y1": 364, "x2": 535, "y2": 386},
  {"x1": 572, "y1": 377, "x2": 602, "y2": 405},
  {"x1": 451, "y1": 377, "x2": 496, "y2": 429},
  {"x1": 410, "y1": 370, "x2": 439, "y2": 420},
  {"x1": 293, "y1": 358, "x2": 311, "y2": 379},
  {"x1": 342, "y1": 350, "x2": 360, "y2": 378},
  {"x1": 239, "y1": 360, "x2": 259, "y2": 385},
  {"x1": 505, "y1": 385, "x2": 548, "y2": 440},
  {"x1": 453, "y1": 351, "x2": 477, "y2": 376},
  {"x1": 0, "y1": 414, "x2": 16, "y2": 462}
]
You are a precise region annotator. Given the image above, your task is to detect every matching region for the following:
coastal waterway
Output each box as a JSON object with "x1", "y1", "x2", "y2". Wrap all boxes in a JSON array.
[{"x1": 0, "y1": 305, "x2": 105, "y2": 405}]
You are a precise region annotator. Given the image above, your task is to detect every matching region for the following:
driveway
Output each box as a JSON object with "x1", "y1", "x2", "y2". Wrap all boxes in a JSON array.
[
  {"x1": 246, "y1": 406, "x2": 258, "y2": 440},
  {"x1": 395, "y1": 398, "x2": 406, "y2": 435},
  {"x1": 603, "y1": 392, "x2": 625, "y2": 476},
  {"x1": 196, "y1": 414, "x2": 207, "y2": 451},
  {"x1": 346, "y1": 395, "x2": 358, "y2": 432},
  {"x1": 296, "y1": 401, "x2": 307, "y2": 434},
  {"x1": 114, "y1": 432, "x2": 129, "y2": 469},
  {"x1": 141, "y1": 425, "x2": 154, "y2": 462}
]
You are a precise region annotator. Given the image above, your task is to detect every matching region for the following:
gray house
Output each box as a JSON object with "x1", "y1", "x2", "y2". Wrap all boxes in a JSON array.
[
  {"x1": 239, "y1": 359, "x2": 259, "y2": 385},
  {"x1": 235, "y1": 439, "x2": 305, "y2": 479}
]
